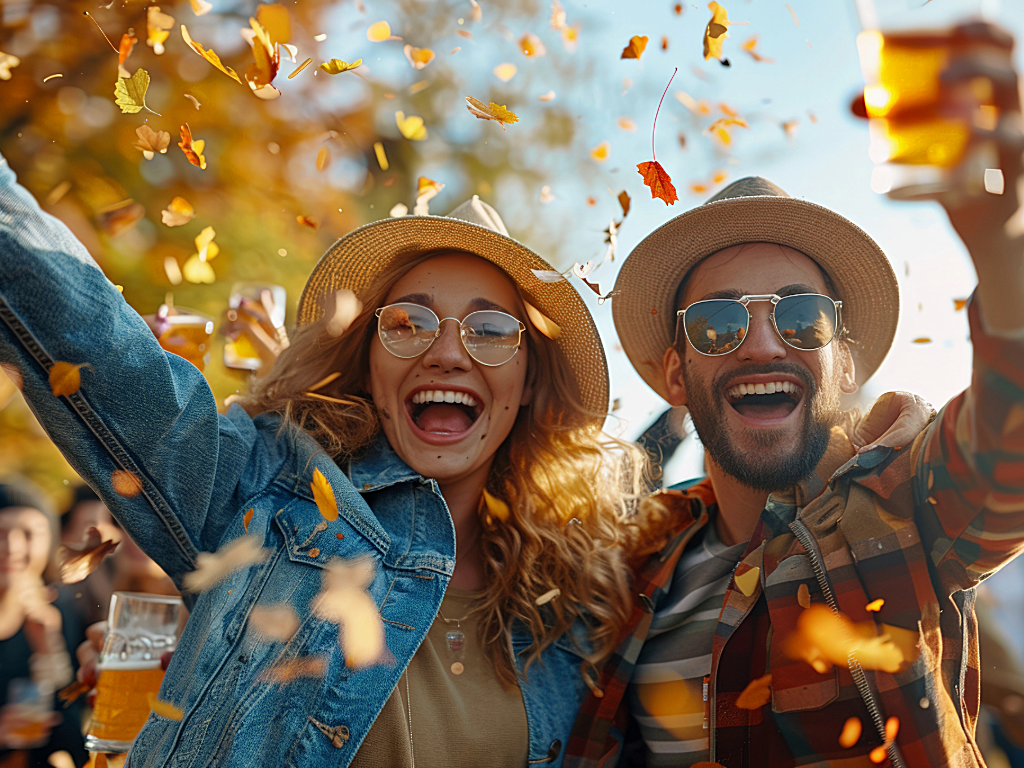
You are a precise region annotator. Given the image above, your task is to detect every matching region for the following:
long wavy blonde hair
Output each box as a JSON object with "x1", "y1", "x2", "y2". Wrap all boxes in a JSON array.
[{"x1": 241, "y1": 249, "x2": 663, "y2": 685}]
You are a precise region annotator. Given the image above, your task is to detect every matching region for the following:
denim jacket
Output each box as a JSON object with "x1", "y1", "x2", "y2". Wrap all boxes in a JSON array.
[{"x1": 0, "y1": 154, "x2": 584, "y2": 767}]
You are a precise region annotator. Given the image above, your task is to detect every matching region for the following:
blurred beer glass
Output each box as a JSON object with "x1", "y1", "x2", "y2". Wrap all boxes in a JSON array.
[
  {"x1": 223, "y1": 282, "x2": 287, "y2": 371},
  {"x1": 84, "y1": 592, "x2": 184, "y2": 754},
  {"x1": 144, "y1": 304, "x2": 215, "y2": 373},
  {"x1": 5, "y1": 679, "x2": 53, "y2": 748},
  {"x1": 854, "y1": 0, "x2": 1006, "y2": 198}
]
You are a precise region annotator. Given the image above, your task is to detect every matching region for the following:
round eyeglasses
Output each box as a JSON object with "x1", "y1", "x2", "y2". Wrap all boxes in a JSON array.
[
  {"x1": 375, "y1": 302, "x2": 526, "y2": 367},
  {"x1": 677, "y1": 293, "x2": 843, "y2": 356}
]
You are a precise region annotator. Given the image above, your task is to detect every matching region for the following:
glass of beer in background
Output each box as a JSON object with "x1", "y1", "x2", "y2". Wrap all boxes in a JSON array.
[
  {"x1": 223, "y1": 282, "x2": 288, "y2": 371},
  {"x1": 85, "y1": 592, "x2": 184, "y2": 754},
  {"x1": 854, "y1": 0, "x2": 1007, "y2": 198}
]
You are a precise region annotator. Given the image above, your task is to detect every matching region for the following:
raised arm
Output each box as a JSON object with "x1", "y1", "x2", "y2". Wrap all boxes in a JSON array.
[{"x1": 0, "y1": 153, "x2": 260, "y2": 589}]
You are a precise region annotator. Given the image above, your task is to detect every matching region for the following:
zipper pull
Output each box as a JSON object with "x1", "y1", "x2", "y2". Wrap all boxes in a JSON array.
[{"x1": 703, "y1": 675, "x2": 710, "y2": 730}]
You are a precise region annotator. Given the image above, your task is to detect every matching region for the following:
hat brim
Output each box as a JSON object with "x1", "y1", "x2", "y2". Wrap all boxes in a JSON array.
[
  {"x1": 298, "y1": 216, "x2": 610, "y2": 417},
  {"x1": 613, "y1": 196, "x2": 900, "y2": 401}
]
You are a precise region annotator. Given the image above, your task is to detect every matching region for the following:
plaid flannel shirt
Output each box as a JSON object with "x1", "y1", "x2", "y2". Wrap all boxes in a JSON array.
[{"x1": 565, "y1": 298, "x2": 1024, "y2": 768}]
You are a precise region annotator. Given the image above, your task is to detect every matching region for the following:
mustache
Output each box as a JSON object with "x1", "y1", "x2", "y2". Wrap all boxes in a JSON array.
[{"x1": 714, "y1": 363, "x2": 815, "y2": 395}]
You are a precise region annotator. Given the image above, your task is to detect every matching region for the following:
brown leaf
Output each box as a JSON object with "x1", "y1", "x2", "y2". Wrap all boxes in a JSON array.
[
  {"x1": 58, "y1": 527, "x2": 118, "y2": 584},
  {"x1": 296, "y1": 215, "x2": 318, "y2": 229},
  {"x1": 96, "y1": 199, "x2": 145, "y2": 236},
  {"x1": 133, "y1": 125, "x2": 170, "y2": 159},
  {"x1": 49, "y1": 361, "x2": 86, "y2": 397},
  {"x1": 797, "y1": 583, "x2": 810, "y2": 609},
  {"x1": 637, "y1": 161, "x2": 678, "y2": 205},
  {"x1": 620, "y1": 35, "x2": 648, "y2": 59},
  {"x1": 111, "y1": 469, "x2": 143, "y2": 498},
  {"x1": 178, "y1": 123, "x2": 206, "y2": 169},
  {"x1": 618, "y1": 190, "x2": 631, "y2": 218},
  {"x1": 57, "y1": 680, "x2": 91, "y2": 707}
]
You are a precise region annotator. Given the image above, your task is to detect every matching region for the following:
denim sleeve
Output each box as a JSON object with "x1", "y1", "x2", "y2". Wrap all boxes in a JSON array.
[{"x1": 0, "y1": 153, "x2": 260, "y2": 586}]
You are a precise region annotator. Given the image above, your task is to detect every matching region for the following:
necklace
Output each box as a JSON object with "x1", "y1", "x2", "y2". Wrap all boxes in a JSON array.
[{"x1": 438, "y1": 607, "x2": 470, "y2": 675}]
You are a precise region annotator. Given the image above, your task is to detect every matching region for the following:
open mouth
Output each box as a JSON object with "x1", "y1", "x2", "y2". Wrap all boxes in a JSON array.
[
  {"x1": 725, "y1": 380, "x2": 804, "y2": 421},
  {"x1": 405, "y1": 388, "x2": 483, "y2": 437}
]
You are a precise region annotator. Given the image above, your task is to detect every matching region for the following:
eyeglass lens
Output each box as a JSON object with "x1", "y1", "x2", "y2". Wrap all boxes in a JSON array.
[
  {"x1": 683, "y1": 294, "x2": 837, "y2": 356},
  {"x1": 377, "y1": 303, "x2": 523, "y2": 365}
]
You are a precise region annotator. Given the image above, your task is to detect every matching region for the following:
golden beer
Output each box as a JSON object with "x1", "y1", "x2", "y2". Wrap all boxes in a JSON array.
[
  {"x1": 157, "y1": 315, "x2": 214, "y2": 373},
  {"x1": 87, "y1": 662, "x2": 166, "y2": 743}
]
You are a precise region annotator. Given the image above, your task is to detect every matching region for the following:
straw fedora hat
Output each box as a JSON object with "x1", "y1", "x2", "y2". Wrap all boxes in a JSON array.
[
  {"x1": 613, "y1": 177, "x2": 900, "y2": 402},
  {"x1": 297, "y1": 197, "x2": 609, "y2": 416}
]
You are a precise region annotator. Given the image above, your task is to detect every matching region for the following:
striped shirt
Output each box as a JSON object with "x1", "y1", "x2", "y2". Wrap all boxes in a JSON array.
[{"x1": 628, "y1": 513, "x2": 746, "y2": 766}]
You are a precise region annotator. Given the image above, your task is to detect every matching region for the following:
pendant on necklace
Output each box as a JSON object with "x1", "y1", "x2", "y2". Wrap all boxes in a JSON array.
[{"x1": 445, "y1": 628, "x2": 466, "y2": 675}]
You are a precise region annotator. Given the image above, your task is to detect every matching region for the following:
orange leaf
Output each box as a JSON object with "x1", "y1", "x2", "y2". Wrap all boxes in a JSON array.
[
  {"x1": 260, "y1": 656, "x2": 328, "y2": 684},
  {"x1": 865, "y1": 598, "x2": 885, "y2": 612},
  {"x1": 58, "y1": 529, "x2": 118, "y2": 584},
  {"x1": 741, "y1": 34, "x2": 774, "y2": 63},
  {"x1": 49, "y1": 361, "x2": 86, "y2": 397},
  {"x1": 735, "y1": 674, "x2": 772, "y2": 710},
  {"x1": 885, "y1": 716, "x2": 900, "y2": 742},
  {"x1": 839, "y1": 717, "x2": 862, "y2": 748},
  {"x1": 147, "y1": 693, "x2": 183, "y2": 720},
  {"x1": 111, "y1": 469, "x2": 143, "y2": 498},
  {"x1": 118, "y1": 33, "x2": 138, "y2": 66},
  {"x1": 243, "y1": 508, "x2": 254, "y2": 532},
  {"x1": 403, "y1": 45, "x2": 435, "y2": 69},
  {"x1": 590, "y1": 141, "x2": 610, "y2": 161},
  {"x1": 178, "y1": 123, "x2": 207, "y2": 169},
  {"x1": 912, "y1": 337, "x2": 932, "y2": 344},
  {"x1": 297, "y1": 215, "x2": 318, "y2": 229},
  {"x1": 869, "y1": 746, "x2": 888, "y2": 764},
  {"x1": 621, "y1": 35, "x2": 648, "y2": 59},
  {"x1": 637, "y1": 161, "x2": 678, "y2": 205},
  {"x1": 797, "y1": 583, "x2": 811, "y2": 609},
  {"x1": 519, "y1": 33, "x2": 546, "y2": 57},
  {"x1": 311, "y1": 468, "x2": 339, "y2": 522},
  {"x1": 317, "y1": 146, "x2": 330, "y2": 171},
  {"x1": 954, "y1": 298, "x2": 968, "y2": 311},
  {"x1": 180, "y1": 24, "x2": 243, "y2": 85}
]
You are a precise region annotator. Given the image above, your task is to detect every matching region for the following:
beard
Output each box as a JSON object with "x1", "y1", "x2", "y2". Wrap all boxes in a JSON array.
[{"x1": 682, "y1": 359, "x2": 841, "y2": 492}]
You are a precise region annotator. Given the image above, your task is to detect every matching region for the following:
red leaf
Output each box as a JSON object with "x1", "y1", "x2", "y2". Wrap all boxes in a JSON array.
[{"x1": 637, "y1": 161, "x2": 677, "y2": 205}]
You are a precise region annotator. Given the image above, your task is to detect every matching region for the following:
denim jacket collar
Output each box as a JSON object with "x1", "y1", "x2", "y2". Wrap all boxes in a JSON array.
[{"x1": 346, "y1": 434, "x2": 424, "y2": 493}]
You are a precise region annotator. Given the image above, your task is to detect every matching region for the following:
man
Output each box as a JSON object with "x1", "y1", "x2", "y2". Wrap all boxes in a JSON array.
[{"x1": 566, "y1": 26, "x2": 1024, "y2": 768}]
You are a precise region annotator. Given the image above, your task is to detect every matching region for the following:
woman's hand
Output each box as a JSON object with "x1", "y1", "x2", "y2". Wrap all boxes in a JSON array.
[{"x1": 851, "y1": 391, "x2": 936, "y2": 454}]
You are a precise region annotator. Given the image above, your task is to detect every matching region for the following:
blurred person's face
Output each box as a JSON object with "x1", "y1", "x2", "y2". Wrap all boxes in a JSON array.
[
  {"x1": 62, "y1": 500, "x2": 120, "y2": 546},
  {"x1": 0, "y1": 507, "x2": 52, "y2": 589},
  {"x1": 369, "y1": 252, "x2": 532, "y2": 485},
  {"x1": 663, "y1": 243, "x2": 857, "y2": 492}
]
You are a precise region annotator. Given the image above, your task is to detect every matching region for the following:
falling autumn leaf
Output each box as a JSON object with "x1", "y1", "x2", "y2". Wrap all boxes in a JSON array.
[
  {"x1": 493, "y1": 63, "x2": 517, "y2": 82},
  {"x1": 110, "y1": 469, "x2": 143, "y2": 498},
  {"x1": 319, "y1": 58, "x2": 362, "y2": 74},
  {"x1": 532, "y1": 269, "x2": 566, "y2": 283},
  {"x1": 638, "y1": 162, "x2": 678, "y2": 205},
  {"x1": 395, "y1": 111, "x2": 427, "y2": 140},
  {"x1": 538, "y1": 90, "x2": 556, "y2": 101},
  {"x1": 114, "y1": 68, "x2": 158, "y2": 115},
  {"x1": 703, "y1": 1, "x2": 732, "y2": 63},
  {"x1": 367, "y1": 21, "x2": 392, "y2": 42},
  {"x1": 289, "y1": 58, "x2": 313, "y2": 78},
  {"x1": 313, "y1": 557, "x2": 387, "y2": 668},
  {"x1": 183, "y1": 256, "x2": 215, "y2": 284},
  {"x1": 133, "y1": 125, "x2": 170, "y2": 159},
  {"x1": 58, "y1": 527, "x2": 118, "y2": 584},
  {"x1": 797, "y1": 583, "x2": 811, "y2": 609},
  {"x1": 189, "y1": 0, "x2": 213, "y2": 16},
  {"x1": 311, "y1": 467, "x2": 339, "y2": 521},
  {"x1": 954, "y1": 298, "x2": 968, "y2": 311},
  {"x1": 0, "y1": 51, "x2": 20, "y2": 80},
  {"x1": 551, "y1": 1, "x2": 567, "y2": 29},
  {"x1": 178, "y1": 123, "x2": 206, "y2": 169},
  {"x1": 865, "y1": 598, "x2": 885, "y2": 612},
  {"x1": 839, "y1": 717, "x2": 863, "y2": 748},
  {"x1": 562, "y1": 25, "x2": 580, "y2": 52},
  {"x1": 147, "y1": 693, "x2": 184, "y2": 720},
  {"x1": 482, "y1": 488, "x2": 511, "y2": 522},
  {"x1": 184, "y1": 93, "x2": 201, "y2": 109},
  {"x1": 161, "y1": 196, "x2": 195, "y2": 227},
  {"x1": 913, "y1": 337, "x2": 932, "y2": 344},
  {"x1": 373, "y1": 142, "x2": 388, "y2": 170},
  {"x1": 181, "y1": 25, "x2": 243, "y2": 84},
  {"x1": 735, "y1": 674, "x2": 772, "y2": 710},
  {"x1": 784, "y1": 604, "x2": 906, "y2": 675},
  {"x1": 620, "y1": 35, "x2": 648, "y2": 60},
  {"x1": 785, "y1": 3, "x2": 800, "y2": 26},
  {"x1": 249, "y1": 604, "x2": 300, "y2": 642},
  {"x1": 183, "y1": 536, "x2": 270, "y2": 592},
  {"x1": 742, "y1": 34, "x2": 774, "y2": 63},
  {"x1": 618, "y1": 116, "x2": 637, "y2": 131},
  {"x1": 734, "y1": 565, "x2": 760, "y2": 597},
  {"x1": 676, "y1": 91, "x2": 712, "y2": 115},
  {"x1": 146, "y1": 7, "x2": 175, "y2": 55},
  {"x1": 260, "y1": 656, "x2": 328, "y2": 684},
  {"x1": 323, "y1": 289, "x2": 363, "y2": 337},
  {"x1": 465, "y1": 97, "x2": 519, "y2": 129},
  {"x1": 243, "y1": 508, "x2": 254, "y2": 532},
  {"x1": 118, "y1": 33, "x2": 137, "y2": 69},
  {"x1": 590, "y1": 141, "x2": 610, "y2": 162},
  {"x1": 297, "y1": 215, "x2": 318, "y2": 229},
  {"x1": 316, "y1": 146, "x2": 331, "y2": 171},
  {"x1": 524, "y1": 301, "x2": 560, "y2": 340},
  {"x1": 256, "y1": 3, "x2": 291, "y2": 45},
  {"x1": 49, "y1": 361, "x2": 86, "y2": 397},
  {"x1": 403, "y1": 45, "x2": 434, "y2": 69},
  {"x1": 540, "y1": 185, "x2": 555, "y2": 203},
  {"x1": 535, "y1": 588, "x2": 560, "y2": 605},
  {"x1": 519, "y1": 33, "x2": 546, "y2": 57},
  {"x1": 782, "y1": 119, "x2": 800, "y2": 141},
  {"x1": 97, "y1": 199, "x2": 145, "y2": 236}
]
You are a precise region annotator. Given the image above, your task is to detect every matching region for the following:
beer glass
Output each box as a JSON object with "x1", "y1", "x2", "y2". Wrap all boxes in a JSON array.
[
  {"x1": 84, "y1": 592, "x2": 184, "y2": 754},
  {"x1": 4, "y1": 679, "x2": 53, "y2": 749},
  {"x1": 223, "y1": 282, "x2": 287, "y2": 371},
  {"x1": 854, "y1": 0, "x2": 1006, "y2": 198},
  {"x1": 153, "y1": 307, "x2": 215, "y2": 373}
]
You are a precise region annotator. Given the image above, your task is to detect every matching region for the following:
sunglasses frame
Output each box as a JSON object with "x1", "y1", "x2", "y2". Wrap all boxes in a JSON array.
[
  {"x1": 374, "y1": 302, "x2": 527, "y2": 367},
  {"x1": 676, "y1": 293, "x2": 843, "y2": 357}
]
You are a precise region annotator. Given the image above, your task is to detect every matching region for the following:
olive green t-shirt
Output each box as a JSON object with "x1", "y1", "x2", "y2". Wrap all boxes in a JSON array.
[{"x1": 350, "y1": 588, "x2": 529, "y2": 768}]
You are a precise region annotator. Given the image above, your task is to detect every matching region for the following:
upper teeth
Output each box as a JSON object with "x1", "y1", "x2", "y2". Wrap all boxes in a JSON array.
[
  {"x1": 411, "y1": 390, "x2": 478, "y2": 407},
  {"x1": 726, "y1": 381, "x2": 801, "y2": 399}
]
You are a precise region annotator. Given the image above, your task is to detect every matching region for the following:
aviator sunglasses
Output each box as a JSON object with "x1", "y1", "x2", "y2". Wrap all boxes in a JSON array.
[
  {"x1": 677, "y1": 293, "x2": 843, "y2": 356},
  {"x1": 375, "y1": 302, "x2": 527, "y2": 367}
]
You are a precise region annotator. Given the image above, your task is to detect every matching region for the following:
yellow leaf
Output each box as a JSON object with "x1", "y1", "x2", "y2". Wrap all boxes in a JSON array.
[
  {"x1": 395, "y1": 111, "x2": 427, "y2": 141},
  {"x1": 519, "y1": 33, "x2": 546, "y2": 57},
  {"x1": 189, "y1": 0, "x2": 212, "y2": 15},
  {"x1": 255, "y1": 3, "x2": 290, "y2": 45},
  {"x1": 0, "y1": 51, "x2": 20, "y2": 80},
  {"x1": 418, "y1": 176, "x2": 443, "y2": 194},
  {"x1": 403, "y1": 45, "x2": 434, "y2": 69},
  {"x1": 183, "y1": 254, "x2": 215, "y2": 284},
  {"x1": 590, "y1": 141, "x2": 610, "y2": 161},
  {"x1": 741, "y1": 34, "x2": 774, "y2": 63},
  {"x1": 317, "y1": 146, "x2": 331, "y2": 171},
  {"x1": 620, "y1": 35, "x2": 648, "y2": 60},
  {"x1": 111, "y1": 469, "x2": 143, "y2": 498},
  {"x1": 523, "y1": 301, "x2": 560, "y2": 340},
  {"x1": 703, "y1": 1, "x2": 732, "y2": 62},
  {"x1": 114, "y1": 68, "x2": 151, "y2": 114},
  {"x1": 49, "y1": 361, "x2": 85, "y2": 397},
  {"x1": 367, "y1": 21, "x2": 391, "y2": 42},
  {"x1": 865, "y1": 598, "x2": 885, "y2": 612},
  {"x1": 482, "y1": 488, "x2": 510, "y2": 522},
  {"x1": 148, "y1": 693, "x2": 184, "y2": 720},
  {"x1": 181, "y1": 25, "x2": 243, "y2": 85},
  {"x1": 146, "y1": 7, "x2": 174, "y2": 55},
  {"x1": 319, "y1": 58, "x2": 362, "y2": 75},
  {"x1": 734, "y1": 566, "x2": 760, "y2": 597},
  {"x1": 311, "y1": 467, "x2": 339, "y2": 522},
  {"x1": 493, "y1": 62, "x2": 517, "y2": 82},
  {"x1": 161, "y1": 196, "x2": 194, "y2": 227},
  {"x1": 465, "y1": 97, "x2": 520, "y2": 130},
  {"x1": 373, "y1": 142, "x2": 388, "y2": 170}
]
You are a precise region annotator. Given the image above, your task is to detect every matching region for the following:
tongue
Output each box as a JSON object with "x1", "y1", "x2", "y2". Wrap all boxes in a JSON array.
[
  {"x1": 415, "y1": 403, "x2": 474, "y2": 434},
  {"x1": 733, "y1": 401, "x2": 796, "y2": 420}
]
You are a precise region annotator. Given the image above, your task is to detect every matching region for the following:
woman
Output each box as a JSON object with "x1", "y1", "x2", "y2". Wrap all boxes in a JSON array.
[
  {"x1": 0, "y1": 154, "x2": 923, "y2": 767},
  {"x1": 0, "y1": 479, "x2": 87, "y2": 768}
]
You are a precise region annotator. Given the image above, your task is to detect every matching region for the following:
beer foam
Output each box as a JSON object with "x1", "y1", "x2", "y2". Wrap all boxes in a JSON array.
[{"x1": 98, "y1": 658, "x2": 163, "y2": 671}]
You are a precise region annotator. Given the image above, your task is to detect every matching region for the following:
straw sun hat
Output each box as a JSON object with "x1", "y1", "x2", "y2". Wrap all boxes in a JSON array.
[
  {"x1": 298, "y1": 197, "x2": 610, "y2": 416},
  {"x1": 612, "y1": 177, "x2": 900, "y2": 402}
]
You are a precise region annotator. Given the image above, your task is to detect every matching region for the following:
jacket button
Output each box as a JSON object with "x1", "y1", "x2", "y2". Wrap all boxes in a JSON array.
[{"x1": 547, "y1": 740, "x2": 562, "y2": 760}]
